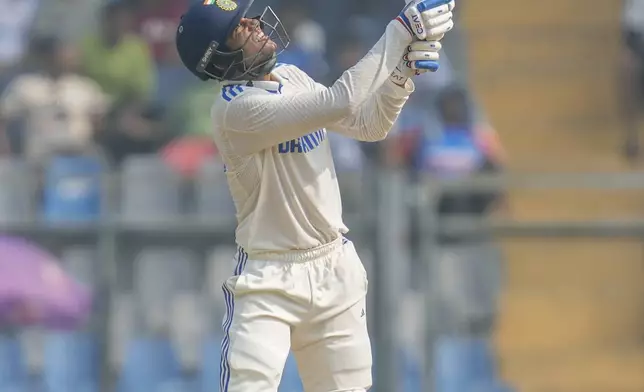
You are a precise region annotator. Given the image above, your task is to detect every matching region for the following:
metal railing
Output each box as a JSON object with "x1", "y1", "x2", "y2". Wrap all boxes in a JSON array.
[{"x1": 4, "y1": 170, "x2": 644, "y2": 391}]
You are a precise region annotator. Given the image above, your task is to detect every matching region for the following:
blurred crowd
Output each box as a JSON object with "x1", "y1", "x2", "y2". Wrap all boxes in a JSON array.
[
  {"x1": 0, "y1": 0, "x2": 509, "y2": 342},
  {"x1": 0, "y1": 0, "x2": 505, "y2": 181},
  {"x1": 0, "y1": 1, "x2": 515, "y2": 391}
]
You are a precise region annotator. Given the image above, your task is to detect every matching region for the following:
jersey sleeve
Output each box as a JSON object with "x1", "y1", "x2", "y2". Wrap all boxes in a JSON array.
[
  {"x1": 218, "y1": 21, "x2": 412, "y2": 155},
  {"x1": 326, "y1": 78, "x2": 414, "y2": 142}
]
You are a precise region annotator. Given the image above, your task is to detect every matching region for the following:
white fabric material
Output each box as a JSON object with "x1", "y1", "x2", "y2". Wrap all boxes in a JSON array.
[
  {"x1": 211, "y1": 21, "x2": 414, "y2": 254},
  {"x1": 220, "y1": 240, "x2": 371, "y2": 392}
]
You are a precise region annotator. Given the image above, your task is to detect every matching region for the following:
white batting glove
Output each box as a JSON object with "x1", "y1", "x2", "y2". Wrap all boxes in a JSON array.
[
  {"x1": 396, "y1": 0, "x2": 455, "y2": 41},
  {"x1": 390, "y1": 40, "x2": 442, "y2": 86}
]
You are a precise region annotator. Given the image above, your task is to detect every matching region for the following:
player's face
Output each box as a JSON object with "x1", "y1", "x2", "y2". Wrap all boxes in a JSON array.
[{"x1": 227, "y1": 17, "x2": 278, "y2": 67}]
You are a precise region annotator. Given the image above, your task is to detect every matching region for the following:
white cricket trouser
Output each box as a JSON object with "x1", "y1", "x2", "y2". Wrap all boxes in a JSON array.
[{"x1": 220, "y1": 237, "x2": 372, "y2": 392}]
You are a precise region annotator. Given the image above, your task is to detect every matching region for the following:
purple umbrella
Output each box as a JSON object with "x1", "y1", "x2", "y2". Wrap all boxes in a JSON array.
[{"x1": 0, "y1": 236, "x2": 92, "y2": 330}]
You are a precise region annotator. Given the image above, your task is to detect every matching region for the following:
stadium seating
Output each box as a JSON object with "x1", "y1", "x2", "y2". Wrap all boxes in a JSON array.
[
  {"x1": 0, "y1": 335, "x2": 28, "y2": 392},
  {"x1": 108, "y1": 293, "x2": 137, "y2": 373},
  {"x1": 463, "y1": 1, "x2": 644, "y2": 390},
  {"x1": 43, "y1": 156, "x2": 103, "y2": 223},
  {"x1": 370, "y1": 347, "x2": 426, "y2": 392},
  {"x1": 398, "y1": 348, "x2": 422, "y2": 392},
  {"x1": 19, "y1": 328, "x2": 44, "y2": 380},
  {"x1": 120, "y1": 155, "x2": 182, "y2": 223},
  {"x1": 433, "y1": 336, "x2": 496, "y2": 392},
  {"x1": 134, "y1": 247, "x2": 199, "y2": 333},
  {"x1": 154, "y1": 65, "x2": 192, "y2": 107},
  {"x1": 335, "y1": 170, "x2": 365, "y2": 222},
  {"x1": 463, "y1": 0, "x2": 623, "y2": 171},
  {"x1": 199, "y1": 335, "x2": 222, "y2": 392},
  {"x1": 432, "y1": 244, "x2": 502, "y2": 333},
  {"x1": 205, "y1": 246, "x2": 237, "y2": 323},
  {"x1": 170, "y1": 293, "x2": 206, "y2": 371},
  {"x1": 0, "y1": 158, "x2": 36, "y2": 224},
  {"x1": 42, "y1": 331, "x2": 99, "y2": 392},
  {"x1": 116, "y1": 337, "x2": 182, "y2": 392},
  {"x1": 195, "y1": 159, "x2": 236, "y2": 225},
  {"x1": 61, "y1": 247, "x2": 98, "y2": 289}
]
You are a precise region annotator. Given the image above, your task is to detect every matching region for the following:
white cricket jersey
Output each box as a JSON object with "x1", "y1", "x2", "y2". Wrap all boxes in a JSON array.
[{"x1": 211, "y1": 20, "x2": 415, "y2": 255}]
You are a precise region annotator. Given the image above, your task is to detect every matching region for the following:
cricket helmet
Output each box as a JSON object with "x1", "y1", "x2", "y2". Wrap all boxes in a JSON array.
[{"x1": 176, "y1": 0, "x2": 290, "y2": 81}]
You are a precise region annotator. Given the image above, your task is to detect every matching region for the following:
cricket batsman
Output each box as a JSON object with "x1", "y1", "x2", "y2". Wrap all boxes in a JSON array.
[{"x1": 175, "y1": 0, "x2": 455, "y2": 390}]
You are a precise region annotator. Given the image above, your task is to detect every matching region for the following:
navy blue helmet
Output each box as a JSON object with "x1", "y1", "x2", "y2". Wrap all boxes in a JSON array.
[{"x1": 176, "y1": 0, "x2": 289, "y2": 81}]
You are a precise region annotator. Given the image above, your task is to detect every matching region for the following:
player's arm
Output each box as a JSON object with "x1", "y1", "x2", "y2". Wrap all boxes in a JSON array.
[
  {"x1": 324, "y1": 40, "x2": 445, "y2": 142},
  {"x1": 328, "y1": 78, "x2": 412, "y2": 142},
  {"x1": 220, "y1": 0, "x2": 454, "y2": 155}
]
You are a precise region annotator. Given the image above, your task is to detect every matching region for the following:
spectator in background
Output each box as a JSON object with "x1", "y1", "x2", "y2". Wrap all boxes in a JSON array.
[
  {"x1": 0, "y1": 36, "x2": 109, "y2": 164},
  {"x1": 132, "y1": 0, "x2": 194, "y2": 105},
  {"x1": 94, "y1": 97, "x2": 169, "y2": 167},
  {"x1": 383, "y1": 103, "x2": 443, "y2": 168},
  {"x1": 30, "y1": 0, "x2": 102, "y2": 45},
  {"x1": 0, "y1": 0, "x2": 39, "y2": 89},
  {"x1": 412, "y1": 84, "x2": 506, "y2": 334},
  {"x1": 619, "y1": 0, "x2": 644, "y2": 159},
  {"x1": 333, "y1": 36, "x2": 365, "y2": 73},
  {"x1": 327, "y1": 132, "x2": 366, "y2": 215},
  {"x1": 276, "y1": 3, "x2": 329, "y2": 81},
  {"x1": 168, "y1": 82, "x2": 219, "y2": 139},
  {"x1": 133, "y1": 0, "x2": 190, "y2": 64},
  {"x1": 79, "y1": 0, "x2": 154, "y2": 104},
  {"x1": 414, "y1": 84, "x2": 505, "y2": 225}
]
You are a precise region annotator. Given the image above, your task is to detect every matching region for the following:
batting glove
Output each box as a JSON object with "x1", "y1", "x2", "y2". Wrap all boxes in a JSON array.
[
  {"x1": 396, "y1": 0, "x2": 455, "y2": 41},
  {"x1": 390, "y1": 40, "x2": 441, "y2": 86}
]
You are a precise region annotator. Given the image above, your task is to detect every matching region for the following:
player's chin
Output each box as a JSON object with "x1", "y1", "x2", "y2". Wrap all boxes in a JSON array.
[
  {"x1": 258, "y1": 41, "x2": 277, "y2": 60},
  {"x1": 263, "y1": 39, "x2": 278, "y2": 54}
]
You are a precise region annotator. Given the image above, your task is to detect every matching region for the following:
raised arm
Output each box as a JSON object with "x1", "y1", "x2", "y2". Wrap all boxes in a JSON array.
[
  {"x1": 219, "y1": 21, "x2": 409, "y2": 155},
  {"x1": 219, "y1": 0, "x2": 455, "y2": 155},
  {"x1": 322, "y1": 40, "x2": 447, "y2": 142}
]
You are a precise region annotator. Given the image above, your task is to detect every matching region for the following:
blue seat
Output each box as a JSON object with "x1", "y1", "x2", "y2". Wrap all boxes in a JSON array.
[
  {"x1": 0, "y1": 335, "x2": 27, "y2": 392},
  {"x1": 199, "y1": 336, "x2": 222, "y2": 392},
  {"x1": 372, "y1": 347, "x2": 423, "y2": 392},
  {"x1": 433, "y1": 337, "x2": 497, "y2": 392},
  {"x1": 43, "y1": 156, "x2": 103, "y2": 223},
  {"x1": 399, "y1": 349, "x2": 422, "y2": 392},
  {"x1": 42, "y1": 332, "x2": 98, "y2": 392},
  {"x1": 117, "y1": 338, "x2": 182, "y2": 392},
  {"x1": 278, "y1": 353, "x2": 303, "y2": 392}
]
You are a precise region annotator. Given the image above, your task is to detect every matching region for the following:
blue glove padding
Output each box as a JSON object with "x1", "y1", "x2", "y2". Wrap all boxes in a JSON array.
[
  {"x1": 390, "y1": 41, "x2": 441, "y2": 85},
  {"x1": 414, "y1": 60, "x2": 439, "y2": 72}
]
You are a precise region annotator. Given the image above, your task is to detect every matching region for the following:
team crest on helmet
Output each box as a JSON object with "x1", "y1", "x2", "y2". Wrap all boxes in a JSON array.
[{"x1": 203, "y1": 0, "x2": 238, "y2": 11}]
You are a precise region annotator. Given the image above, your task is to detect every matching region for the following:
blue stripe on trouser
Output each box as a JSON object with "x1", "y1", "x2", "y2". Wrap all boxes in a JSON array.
[{"x1": 220, "y1": 247, "x2": 248, "y2": 392}]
